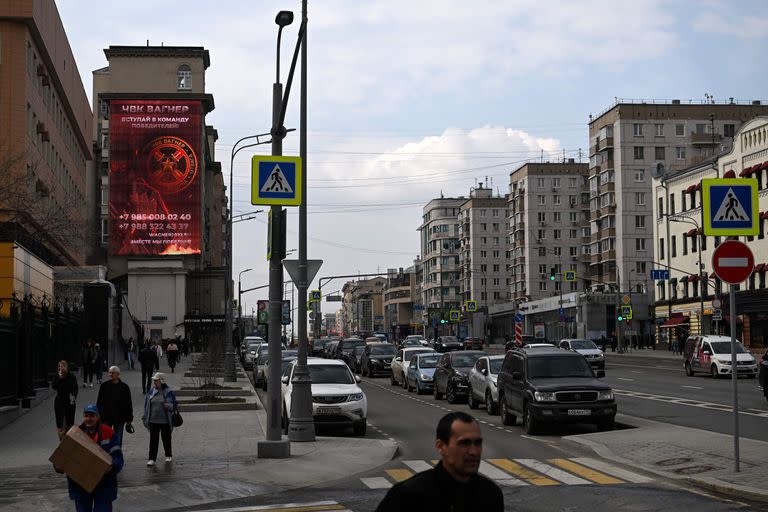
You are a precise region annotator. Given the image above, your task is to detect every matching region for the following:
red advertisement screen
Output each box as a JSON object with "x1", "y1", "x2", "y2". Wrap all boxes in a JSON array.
[{"x1": 109, "y1": 100, "x2": 202, "y2": 255}]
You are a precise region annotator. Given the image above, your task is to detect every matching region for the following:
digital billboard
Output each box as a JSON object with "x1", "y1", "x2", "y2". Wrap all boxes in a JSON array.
[{"x1": 109, "y1": 100, "x2": 202, "y2": 255}]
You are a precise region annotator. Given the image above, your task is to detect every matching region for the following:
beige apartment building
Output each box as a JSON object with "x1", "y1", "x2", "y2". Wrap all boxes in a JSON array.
[
  {"x1": 458, "y1": 183, "x2": 509, "y2": 338},
  {"x1": 341, "y1": 277, "x2": 386, "y2": 337},
  {"x1": 382, "y1": 266, "x2": 419, "y2": 341},
  {"x1": 89, "y1": 45, "x2": 226, "y2": 345},
  {"x1": 588, "y1": 99, "x2": 768, "y2": 343}
]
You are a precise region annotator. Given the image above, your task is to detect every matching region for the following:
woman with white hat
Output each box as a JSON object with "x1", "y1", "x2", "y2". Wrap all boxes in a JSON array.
[{"x1": 141, "y1": 372, "x2": 178, "y2": 466}]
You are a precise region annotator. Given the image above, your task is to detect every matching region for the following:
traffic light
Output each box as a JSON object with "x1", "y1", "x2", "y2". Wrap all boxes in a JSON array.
[
  {"x1": 617, "y1": 313, "x2": 624, "y2": 322},
  {"x1": 549, "y1": 268, "x2": 556, "y2": 281},
  {"x1": 440, "y1": 319, "x2": 447, "y2": 324}
]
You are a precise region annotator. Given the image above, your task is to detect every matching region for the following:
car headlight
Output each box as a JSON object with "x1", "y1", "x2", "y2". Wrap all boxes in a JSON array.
[
  {"x1": 721, "y1": 360, "x2": 732, "y2": 365},
  {"x1": 348, "y1": 393, "x2": 364, "y2": 402},
  {"x1": 598, "y1": 390, "x2": 614, "y2": 401},
  {"x1": 420, "y1": 373, "x2": 432, "y2": 381},
  {"x1": 534, "y1": 391, "x2": 557, "y2": 402}
]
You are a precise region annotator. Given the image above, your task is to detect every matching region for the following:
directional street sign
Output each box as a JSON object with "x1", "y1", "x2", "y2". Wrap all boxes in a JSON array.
[
  {"x1": 712, "y1": 240, "x2": 754, "y2": 284},
  {"x1": 650, "y1": 269, "x2": 670, "y2": 280},
  {"x1": 712, "y1": 309, "x2": 723, "y2": 321},
  {"x1": 621, "y1": 305, "x2": 633, "y2": 320},
  {"x1": 251, "y1": 155, "x2": 303, "y2": 206},
  {"x1": 465, "y1": 300, "x2": 477, "y2": 312},
  {"x1": 281, "y1": 300, "x2": 291, "y2": 325},
  {"x1": 325, "y1": 295, "x2": 342, "y2": 302},
  {"x1": 449, "y1": 310, "x2": 461, "y2": 322},
  {"x1": 564, "y1": 270, "x2": 576, "y2": 282},
  {"x1": 702, "y1": 178, "x2": 759, "y2": 236}
]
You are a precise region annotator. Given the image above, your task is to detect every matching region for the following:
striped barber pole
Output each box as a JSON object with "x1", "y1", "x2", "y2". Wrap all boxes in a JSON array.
[{"x1": 515, "y1": 322, "x2": 523, "y2": 346}]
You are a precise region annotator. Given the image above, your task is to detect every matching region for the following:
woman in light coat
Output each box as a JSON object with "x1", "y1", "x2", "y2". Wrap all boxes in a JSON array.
[{"x1": 141, "y1": 372, "x2": 178, "y2": 466}]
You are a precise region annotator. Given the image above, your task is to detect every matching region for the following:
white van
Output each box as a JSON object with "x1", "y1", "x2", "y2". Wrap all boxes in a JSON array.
[{"x1": 683, "y1": 335, "x2": 758, "y2": 378}]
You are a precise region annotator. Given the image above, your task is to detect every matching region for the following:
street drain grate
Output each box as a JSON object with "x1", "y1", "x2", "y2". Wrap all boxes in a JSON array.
[
  {"x1": 674, "y1": 465, "x2": 718, "y2": 475},
  {"x1": 655, "y1": 457, "x2": 692, "y2": 466}
]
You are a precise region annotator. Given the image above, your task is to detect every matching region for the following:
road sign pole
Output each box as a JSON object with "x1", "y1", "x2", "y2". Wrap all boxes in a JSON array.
[{"x1": 730, "y1": 284, "x2": 740, "y2": 472}]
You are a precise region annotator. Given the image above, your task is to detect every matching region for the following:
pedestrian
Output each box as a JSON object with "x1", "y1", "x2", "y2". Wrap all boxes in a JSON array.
[
  {"x1": 127, "y1": 338, "x2": 136, "y2": 370},
  {"x1": 81, "y1": 339, "x2": 96, "y2": 388},
  {"x1": 166, "y1": 340, "x2": 179, "y2": 373},
  {"x1": 142, "y1": 372, "x2": 178, "y2": 466},
  {"x1": 181, "y1": 336, "x2": 190, "y2": 357},
  {"x1": 375, "y1": 411, "x2": 503, "y2": 511},
  {"x1": 56, "y1": 404, "x2": 123, "y2": 512},
  {"x1": 94, "y1": 343, "x2": 106, "y2": 384},
  {"x1": 155, "y1": 340, "x2": 164, "y2": 361},
  {"x1": 96, "y1": 366, "x2": 134, "y2": 443},
  {"x1": 52, "y1": 360, "x2": 78, "y2": 440},
  {"x1": 758, "y1": 348, "x2": 768, "y2": 392},
  {"x1": 610, "y1": 332, "x2": 617, "y2": 353},
  {"x1": 138, "y1": 341, "x2": 160, "y2": 394}
]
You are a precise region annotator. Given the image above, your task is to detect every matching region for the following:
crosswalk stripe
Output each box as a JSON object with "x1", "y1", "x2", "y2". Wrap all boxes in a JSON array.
[
  {"x1": 200, "y1": 501, "x2": 348, "y2": 512},
  {"x1": 385, "y1": 468, "x2": 414, "y2": 482},
  {"x1": 571, "y1": 457, "x2": 654, "y2": 484},
  {"x1": 403, "y1": 460, "x2": 433, "y2": 473},
  {"x1": 496, "y1": 478, "x2": 529, "y2": 487},
  {"x1": 479, "y1": 460, "x2": 525, "y2": 483},
  {"x1": 487, "y1": 459, "x2": 557, "y2": 486},
  {"x1": 548, "y1": 459, "x2": 625, "y2": 485},
  {"x1": 361, "y1": 477, "x2": 392, "y2": 489},
  {"x1": 514, "y1": 459, "x2": 591, "y2": 485}
]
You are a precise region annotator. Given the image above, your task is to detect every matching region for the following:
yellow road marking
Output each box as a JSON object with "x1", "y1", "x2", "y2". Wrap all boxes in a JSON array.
[
  {"x1": 385, "y1": 468, "x2": 414, "y2": 482},
  {"x1": 488, "y1": 459, "x2": 559, "y2": 486},
  {"x1": 548, "y1": 458, "x2": 625, "y2": 484},
  {"x1": 431, "y1": 459, "x2": 438, "y2": 465}
]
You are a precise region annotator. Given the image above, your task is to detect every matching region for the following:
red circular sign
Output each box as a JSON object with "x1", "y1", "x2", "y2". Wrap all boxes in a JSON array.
[{"x1": 712, "y1": 240, "x2": 754, "y2": 284}]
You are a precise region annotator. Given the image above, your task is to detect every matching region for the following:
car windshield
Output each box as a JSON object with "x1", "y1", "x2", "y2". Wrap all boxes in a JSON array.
[
  {"x1": 452, "y1": 353, "x2": 482, "y2": 367},
  {"x1": 569, "y1": 340, "x2": 598, "y2": 350},
  {"x1": 312, "y1": 339, "x2": 327, "y2": 347},
  {"x1": 441, "y1": 336, "x2": 459, "y2": 343},
  {"x1": 402, "y1": 339, "x2": 421, "y2": 346},
  {"x1": 418, "y1": 355, "x2": 440, "y2": 368},
  {"x1": 308, "y1": 364, "x2": 355, "y2": 384},
  {"x1": 709, "y1": 341, "x2": 747, "y2": 354},
  {"x1": 489, "y1": 359, "x2": 503, "y2": 374},
  {"x1": 343, "y1": 340, "x2": 366, "y2": 350},
  {"x1": 405, "y1": 349, "x2": 433, "y2": 360},
  {"x1": 371, "y1": 345, "x2": 396, "y2": 355},
  {"x1": 527, "y1": 355, "x2": 594, "y2": 378}
]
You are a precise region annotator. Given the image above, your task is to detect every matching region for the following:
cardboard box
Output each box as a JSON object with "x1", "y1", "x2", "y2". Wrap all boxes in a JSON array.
[{"x1": 49, "y1": 426, "x2": 112, "y2": 492}]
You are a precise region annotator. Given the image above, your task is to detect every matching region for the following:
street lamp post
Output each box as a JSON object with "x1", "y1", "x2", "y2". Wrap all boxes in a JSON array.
[{"x1": 237, "y1": 268, "x2": 252, "y2": 347}]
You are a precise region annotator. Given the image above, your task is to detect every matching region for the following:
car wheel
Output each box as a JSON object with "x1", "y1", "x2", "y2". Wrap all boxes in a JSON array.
[
  {"x1": 391, "y1": 372, "x2": 398, "y2": 386},
  {"x1": 685, "y1": 361, "x2": 694, "y2": 376},
  {"x1": 486, "y1": 390, "x2": 498, "y2": 415},
  {"x1": 467, "y1": 385, "x2": 478, "y2": 409},
  {"x1": 500, "y1": 395, "x2": 516, "y2": 426},
  {"x1": 523, "y1": 402, "x2": 539, "y2": 435},
  {"x1": 415, "y1": 380, "x2": 423, "y2": 395},
  {"x1": 401, "y1": 373, "x2": 409, "y2": 389},
  {"x1": 711, "y1": 364, "x2": 719, "y2": 379},
  {"x1": 353, "y1": 419, "x2": 367, "y2": 436},
  {"x1": 434, "y1": 381, "x2": 444, "y2": 400},
  {"x1": 446, "y1": 382, "x2": 458, "y2": 404}
]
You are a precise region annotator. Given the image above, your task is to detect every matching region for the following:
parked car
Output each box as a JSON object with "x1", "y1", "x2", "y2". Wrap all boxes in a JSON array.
[
  {"x1": 364, "y1": 336, "x2": 382, "y2": 344},
  {"x1": 361, "y1": 343, "x2": 397, "y2": 377},
  {"x1": 399, "y1": 338, "x2": 425, "y2": 348},
  {"x1": 262, "y1": 350, "x2": 298, "y2": 391},
  {"x1": 252, "y1": 344, "x2": 271, "y2": 386},
  {"x1": 373, "y1": 332, "x2": 388, "y2": 343},
  {"x1": 281, "y1": 358, "x2": 367, "y2": 436},
  {"x1": 505, "y1": 335, "x2": 540, "y2": 352},
  {"x1": 323, "y1": 340, "x2": 340, "y2": 359},
  {"x1": 242, "y1": 340, "x2": 264, "y2": 370},
  {"x1": 339, "y1": 338, "x2": 367, "y2": 365},
  {"x1": 349, "y1": 345, "x2": 367, "y2": 374},
  {"x1": 463, "y1": 337, "x2": 485, "y2": 350},
  {"x1": 496, "y1": 346, "x2": 616, "y2": 434},
  {"x1": 391, "y1": 347, "x2": 436, "y2": 387},
  {"x1": 559, "y1": 339, "x2": 605, "y2": 370},
  {"x1": 405, "y1": 352, "x2": 441, "y2": 394},
  {"x1": 434, "y1": 335, "x2": 462, "y2": 353},
  {"x1": 241, "y1": 336, "x2": 264, "y2": 363},
  {"x1": 683, "y1": 335, "x2": 758, "y2": 378},
  {"x1": 433, "y1": 351, "x2": 487, "y2": 403},
  {"x1": 402, "y1": 334, "x2": 428, "y2": 347},
  {"x1": 467, "y1": 355, "x2": 505, "y2": 414},
  {"x1": 311, "y1": 338, "x2": 330, "y2": 357}
]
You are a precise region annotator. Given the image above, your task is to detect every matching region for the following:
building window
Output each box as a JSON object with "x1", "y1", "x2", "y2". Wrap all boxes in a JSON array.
[
  {"x1": 701, "y1": 234, "x2": 707, "y2": 251},
  {"x1": 552, "y1": 178, "x2": 561, "y2": 189},
  {"x1": 683, "y1": 235, "x2": 688, "y2": 255},
  {"x1": 659, "y1": 238, "x2": 665, "y2": 260},
  {"x1": 537, "y1": 177, "x2": 545, "y2": 188},
  {"x1": 554, "y1": 212, "x2": 562, "y2": 222},
  {"x1": 553, "y1": 195, "x2": 561, "y2": 205},
  {"x1": 539, "y1": 264, "x2": 547, "y2": 274},
  {"x1": 633, "y1": 124, "x2": 643, "y2": 136},
  {"x1": 635, "y1": 170, "x2": 645, "y2": 182},
  {"x1": 658, "y1": 197, "x2": 664, "y2": 219},
  {"x1": 538, "y1": 247, "x2": 546, "y2": 257},
  {"x1": 177, "y1": 64, "x2": 192, "y2": 90},
  {"x1": 691, "y1": 235, "x2": 698, "y2": 252},
  {"x1": 569, "y1": 212, "x2": 577, "y2": 222},
  {"x1": 655, "y1": 124, "x2": 664, "y2": 137},
  {"x1": 554, "y1": 230, "x2": 561, "y2": 240},
  {"x1": 100, "y1": 218, "x2": 108, "y2": 244},
  {"x1": 537, "y1": 230, "x2": 546, "y2": 240},
  {"x1": 635, "y1": 192, "x2": 645, "y2": 206},
  {"x1": 635, "y1": 216, "x2": 645, "y2": 228},
  {"x1": 569, "y1": 229, "x2": 577, "y2": 238},
  {"x1": 538, "y1": 195, "x2": 546, "y2": 205},
  {"x1": 539, "y1": 282, "x2": 547, "y2": 291},
  {"x1": 655, "y1": 146, "x2": 665, "y2": 160},
  {"x1": 671, "y1": 235, "x2": 677, "y2": 257},
  {"x1": 658, "y1": 282, "x2": 666, "y2": 300},
  {"x1": 636, "y1": 261, "x2": 647, "y2": 274},
  {"x1": 676, "y1": 146, "x2": 686, "y2": 160},
  {"x1": 670, "y1": 193, "x2": 676, "y2": 215},
  {"x1": 568, "y1": 177, "x2": 577, "y2": 188},
  {"x1": 538, "y1": 212, "x2": 546, "y2": 223},
  {"x1": 675, "y1": 124, "x2": 685, "y2": 136},
  {"x1": 724, "y1": 124, "x2": 735, "y2": 137},
  {"x1": 633, "y1": 146, "x2": 644, "y2": 160},
  {"x1": 553, "y1": 247, "x2": 562, "y2": 256},
  {"x1": 636, "y1": 238, "x2": 646, "y2": 251}
]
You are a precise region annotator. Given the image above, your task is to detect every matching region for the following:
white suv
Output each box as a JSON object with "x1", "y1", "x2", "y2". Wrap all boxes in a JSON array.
[
  {"x1": 281, "y1": 358, "x2": 367, "y2": 435},
  {"x1": 684, "y1": 335, "x2": 758, "y2": 378}
]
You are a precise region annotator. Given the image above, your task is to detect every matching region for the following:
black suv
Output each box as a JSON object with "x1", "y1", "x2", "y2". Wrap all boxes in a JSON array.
[
  {"x1": 433, "y1": 350, "x2": 486, "y2": 403},
  {"x1": 434, "y1": 335, "x2": 462, "y2": 353},
  {"x1": 496, "y1": 346, "x2": 616, "y2": 434},
  {"x1": 338, "y1": 338, "x2": 366, "y2": 365},
  {"x1": 361, "y1": 343, "x2": 397, "y2": 377}
]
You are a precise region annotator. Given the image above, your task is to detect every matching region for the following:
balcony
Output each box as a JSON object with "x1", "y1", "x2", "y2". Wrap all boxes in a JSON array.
[
  {"x1": 690, "y1": 132, "x2": 723, "y2": 145},
  {"x1": 602, "y1": 249, "x2": 616, "y2": 262},
  {"x1": 591, "y1": 227, "x2": 615, "y2": 242},
  {"x1": 598, "y1": 182, "x2": 615, "y2": 194},
  {"x1": 597, "y1": 137, "x2": 614, "y2": 152},
  {"x1": 513, "y1": 221, "x2": 525, "y2": 233}
]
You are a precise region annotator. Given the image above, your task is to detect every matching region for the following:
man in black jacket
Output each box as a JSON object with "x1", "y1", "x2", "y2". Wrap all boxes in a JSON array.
[
  {"x1": 138, "y1": 342, "x2": 160, "y2": 394},
  {"x1": 97, "y1": 366, "x2": 134, "y2": 443},
  {"x1": 376, "y1": 412, "x2": 503, "y2": 511}
]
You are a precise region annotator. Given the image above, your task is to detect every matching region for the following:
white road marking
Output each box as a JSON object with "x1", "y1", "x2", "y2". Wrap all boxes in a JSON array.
[
  {"x1": 361, "y1": 477, "x2": 392, "y2": 489},
  {"x1": 203, "y1": 500, "x2": 349, "y2": 511},
  {"x1": 571, "y1": 457, "x2": 654, "y2": 483},
  {"x1": 615, "y1": 388, "x2": 768, "y2": 418},
  {"x1": 520, "y1": 434, "x2": 554, "y2": 444},
  {"x1": 514, "y1": 459, "x2": 591, "y2": 485},
  {"x1": 479, "y1": 460, "x2": 521, "y2": 481},
  {"x1": 682, "y1": 385, "x2": 703, "y2": 390},
  {"x1": 618, "y1": 378, "x2": 634, "y2": 382},
  {"x1": 403, "y1": 460, "x2": 433, "y2": 473}
]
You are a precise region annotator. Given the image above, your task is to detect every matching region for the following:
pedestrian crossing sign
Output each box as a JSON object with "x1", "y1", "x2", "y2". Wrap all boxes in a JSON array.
[
  {"x1": 564, "y1": 270, "x2": 576, "y2": 282},
  {"x1": 449, "y1": 310, "x2": 461, "y2": 322},
  {"x1": 465, "y1": 300, "x2": 477, "y2": 312},
  {"x1": 621, "y1": 305, "x2": 633, "y2": 320},
  {"x1": 702, "y1": 178, "x2": 758, "y2": 236},
  {"x1": 251, "y1": 156, "x2": 303, "y2": 206}
]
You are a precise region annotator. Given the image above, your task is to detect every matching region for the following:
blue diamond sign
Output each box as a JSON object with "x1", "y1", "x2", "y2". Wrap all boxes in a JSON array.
[
  {"x1": 251, "y1": 155, "x2": 303, "y2": 206},
  {"x1": 702, "y1": 178, "x2": 758, "y2": 236}
]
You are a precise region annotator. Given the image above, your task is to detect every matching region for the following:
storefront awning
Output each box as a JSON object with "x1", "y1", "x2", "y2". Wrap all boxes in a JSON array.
[
  {"x1": 695, "y1": 182, "x2": 702, "y2": 191},
  {"x1": 754, "y1": 263, "x2": 766, "y2": 272},
  {"x1": 723, "y1": 170, "x2": 736, "y2": 178},
  {"x1": 761, "y1": 161, "x2": 768, "y2": 171},
  {"x1": 689, "y1": 274, "x2": 700, "y2": 282},
  {"x1": 684, "y1": 185, "x2": 695, "y2": 193},
  {"x1": 739, "y1": 166, "x2": 752, "y2": 177},
  {"x1": 660, "y1": 316, "x2": 690, "y2": 328}
]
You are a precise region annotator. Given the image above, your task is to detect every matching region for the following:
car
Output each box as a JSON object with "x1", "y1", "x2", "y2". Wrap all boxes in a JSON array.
[
  {"x1": 683, "y1": 335, "x2": 758, "y2": 378},
  {"x1": 361, "y1": 343, "x2": 397, "y2": 377},
  {"x1": 391, "y1": 347, "x2": 435, "y2": 387},
  {"x1": 496, "y1": 346, "x2": 616, "y2": 434},
  {"x1": 402, "y1": 334, "x2": 428, "y2": 347},
  {"x1": 364, "y1": 336, "x2": 382, "y2": 344},
  {"x1": 434, "y1": 335, "x2": 462, "y2": 353},
  {"x1": 462, "y1": 337, "x2": 485, "y2": 350},
  {"x1": 559, "y1": 339, "x2": 605, "y2": 370},
  {"x1": 349, "y1": 345, "x2": 367, "y2": 374},
  {"x1": 399, "y1": 338, "x2": 425, "y2": 348},
  {"x1": 262, "y1": 350, "x2": 298, "y2": 391},
  {"x1": 373, "y1": 332, "x2": 388, "y2": 343},
  {"x1": 252, "y1": 344, "x2": 271, "y2": 385},
  {"x1": 311, "y1": 338, "x2": 330, "y2": 356},
  {"x1": 338, "y1": 338, "x2": 367, "y2": 365},
  {"x1": 467, "y1": 355, "x2": 505, "y2": 414},
  {"x1": 405, "y1": 352, "x2": 441, "y2": 394},
  {"x1": 505, "y1": 335, "x2": 542, "y2": 352},
  {"x1": 323, "y1": 340, "x2": 340, "y2": 359},
  {"x1": 241, "y1": 336, "x2": 265, "y2": 362},
  {"x1": 242, "y1": 340, "x2": 264, "y2": 369},
  {"x1": 281, "y1": 358, "x2": 367, "y2": 436},
  {"x1": 433, "y1": 351, "x2": 487, "y2": 403}
]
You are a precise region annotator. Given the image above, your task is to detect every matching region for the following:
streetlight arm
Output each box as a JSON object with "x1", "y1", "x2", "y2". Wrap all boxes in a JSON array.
[{"x1": 278, "y1": 20, "x2": 307, "y2": 133}]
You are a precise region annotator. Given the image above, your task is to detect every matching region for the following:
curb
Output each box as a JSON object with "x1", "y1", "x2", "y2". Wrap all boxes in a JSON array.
[{"x1": 177, "y1": 401, "x2": 258, "y2": 412}]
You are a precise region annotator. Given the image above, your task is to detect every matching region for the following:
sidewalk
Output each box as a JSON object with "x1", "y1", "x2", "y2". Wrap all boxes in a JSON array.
[{"x1": 0, "y1": 352, "x2": 396, "y2": 512}]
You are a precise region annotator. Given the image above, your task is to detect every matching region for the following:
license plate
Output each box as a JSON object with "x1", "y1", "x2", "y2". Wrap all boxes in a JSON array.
[
  {"x1": 316, "y1": 407, "x2": 341, "y2": 415},
  {"x1": 567, "y1": 409, "x2": 591, "y2": 416}
]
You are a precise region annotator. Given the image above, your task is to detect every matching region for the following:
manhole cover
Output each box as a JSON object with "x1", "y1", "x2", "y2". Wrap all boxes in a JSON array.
[
  {"x1": 674, "y1": 465, "x2": 717, "y2": 475},
  {"x1": 655, "y1": 457, "x2": 692, "y2": 466}
]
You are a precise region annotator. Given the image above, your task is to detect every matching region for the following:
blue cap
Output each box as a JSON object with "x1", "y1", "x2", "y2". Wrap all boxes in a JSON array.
[{"x1": 83, "y1": 404, "x2": 99, "y2": 415}]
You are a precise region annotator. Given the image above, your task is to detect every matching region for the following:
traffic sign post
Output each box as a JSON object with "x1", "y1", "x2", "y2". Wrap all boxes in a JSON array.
[
  {"x1": 620, "y1": 305, "x2": 633, "y2": 320},
  {"x1": 702, "y1": 178, "x2": 759, "y2": 236},
  {"x1": 449, "y1": 310, "x2": 460, "y2": 322},
  {"x1": 309, "y1": 290, "x2": 321, "y2": 303},
  {"x1": 711, "y1": 240, "x2": 754, "y2": 473},
  {"x1": 251, "y1": 155, "x2": 303, "y2": 206}
]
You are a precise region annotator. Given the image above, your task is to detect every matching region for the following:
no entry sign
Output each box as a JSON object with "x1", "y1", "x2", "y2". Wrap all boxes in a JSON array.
[{"x1": 712, "y1": 240, "x2": 754, "y2": 284}]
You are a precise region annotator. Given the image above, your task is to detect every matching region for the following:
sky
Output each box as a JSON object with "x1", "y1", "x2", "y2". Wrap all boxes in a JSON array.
[{"x1": 56, "y1": 0, "x2": 768, "y2": 319}]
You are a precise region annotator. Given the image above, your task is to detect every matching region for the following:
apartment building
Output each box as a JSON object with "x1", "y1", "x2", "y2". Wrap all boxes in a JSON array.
[
  {"x1": 653, "y1": 116, "x2": 768, "y2": 350},
  {"x1": 588, "y1": 99, "x2": 768, "y2": 342},
  {"x1": 458, "y1": 183, "x2": 509, "y2": 338},
  {"x1": 418, "y1": 197, "x2": 464, "y2": 337},
  {"x1": 0, "y1": 0, "x2": 92, "y2": 267},
  {"x1": 382, "y1": 266, "x2": 419, "y2": 341},
  {"x1": 89, "y1": 45, "x2": 225, "y2": 344},
  {"x1": 341, "y1": 277, "x2": 386, "y2": 337}
]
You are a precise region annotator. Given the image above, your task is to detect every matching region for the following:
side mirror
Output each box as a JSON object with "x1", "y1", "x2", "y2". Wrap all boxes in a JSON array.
[
  {"x1": 281, "y1": 376, "x2": 289, "y2": 384},
  {"x1": 595, "y1": 369, "x2": 606, "y2": 378},
  {"x1": 702, "y1": 350, "x2": 711, "y2": 356},
  {"x1": 512, "y1": 372, "x2": 522, "y2": 381},
  {"x1": 395, "y1": 357, "x2": 402, "y2": 362},
  {"x1": 355, "y1": 375, "x2": 361, "y2": 383},
  {"x1": 481, "y1": 368, "x2": 488, "y2": 376}
]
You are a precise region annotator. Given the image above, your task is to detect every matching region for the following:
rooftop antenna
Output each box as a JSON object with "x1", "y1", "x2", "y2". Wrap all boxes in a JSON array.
[{"x1": 146, "y1": 39, "x2": 149, "y2": 46}]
